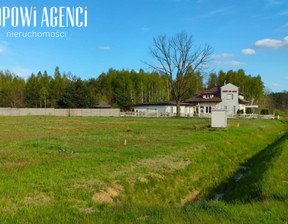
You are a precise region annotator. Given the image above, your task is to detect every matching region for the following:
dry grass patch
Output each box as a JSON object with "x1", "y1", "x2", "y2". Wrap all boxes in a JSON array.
[
  {"x1": 77, "y1": 207, "x2": 94, "y2": 214},
  {"x1": 72, "y1": 178, "x2": 101, "y2": 192},
  {"x1": 1, "y1": 159, "x2": 39, "y2": 168},
  {"x1": 92, "y1": 184, "x2": 123, "y2": 204},
  {"x1": 181, "y1": 191, "x2": 201, "y2": 205},
  {"x1": 24, "y1": 192, "x2": 52, "y2": 206},
  {"x1": 0, "y1": 149, "x2": 8, "y2": 154},
  {"x1": 138, "y1": 157, "x2": 191, "y2": 172},
  {"x1": 138, "y1": 177, "x2": 149, "y2": 183},
  {"x1": 149, "y1": 172, "x2": 164, "y2": 180}
]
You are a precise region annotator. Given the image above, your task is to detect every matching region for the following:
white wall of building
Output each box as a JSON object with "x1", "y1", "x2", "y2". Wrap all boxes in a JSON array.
[
  {"x1": 134, "y1": 105, "x2": 194, "y2": 116},
  {"x1": 196, "y1": 103, "x2": 220, "y2": 114},
  {"x1": 134, "y1": 84, "x2": 246, "y2": 116},
  {"x1": 220, "y1": 83, "x2": 239, "y2": 115}
]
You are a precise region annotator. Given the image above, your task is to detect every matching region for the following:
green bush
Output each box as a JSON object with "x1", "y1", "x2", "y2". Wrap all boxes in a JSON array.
[
  {"x1": 246, "y1": 108, "x2": 252, "y2": 114},
  {"x1": 274, "y1": 109, "x2": 285, "y2": 117},
  {"x1": 260, "y1": 108, "x2": 269, "y2": 115}
]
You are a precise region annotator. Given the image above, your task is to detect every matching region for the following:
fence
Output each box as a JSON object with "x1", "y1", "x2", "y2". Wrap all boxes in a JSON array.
[
  {"x1": 120, "y1": 112, "x2": 193, "y2": 117},
  {"x1": 0, "y1": 108, "x2": 120, "y2": 117},
  {"x1": 120, "y1": 112, "x2": 276, "y2": 119}
]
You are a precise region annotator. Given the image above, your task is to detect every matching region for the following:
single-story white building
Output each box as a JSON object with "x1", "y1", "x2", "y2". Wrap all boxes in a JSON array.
[{"x1": 133, "y1": 101, "x2": 194, "y2": 116}]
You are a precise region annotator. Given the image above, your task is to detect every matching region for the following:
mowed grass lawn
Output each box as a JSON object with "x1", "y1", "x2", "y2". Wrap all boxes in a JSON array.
[{"x1": 0, "y1": 116, "x2": 287, "y2": 223}]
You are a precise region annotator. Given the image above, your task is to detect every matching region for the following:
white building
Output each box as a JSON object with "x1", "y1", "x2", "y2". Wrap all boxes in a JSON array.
[
  {"x1": 133, "y1": 83, "x2": 249, "y2": 116},
  {"x1": 133, "y1": 101, "x2": 194, "y2": 116},
  {"x1": 184, "y1": 83, "x2": 249, "y2": 115}
]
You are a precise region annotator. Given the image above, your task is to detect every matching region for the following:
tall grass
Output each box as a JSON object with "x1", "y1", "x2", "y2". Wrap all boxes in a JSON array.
[{"x1": 0, "y1": 117, "x2": 287, "y2": 223}]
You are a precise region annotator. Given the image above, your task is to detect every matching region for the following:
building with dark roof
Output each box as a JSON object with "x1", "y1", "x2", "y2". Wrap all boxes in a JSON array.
[
  {"x1": 93, "y1": 101, "x2": 112, "y2": 109},
  {"x1": 133, "y1": 83, "x2": 249, "y2": 116},
  {"x1": 184, "y1": 83, "x2": 249, "y2": 115}
]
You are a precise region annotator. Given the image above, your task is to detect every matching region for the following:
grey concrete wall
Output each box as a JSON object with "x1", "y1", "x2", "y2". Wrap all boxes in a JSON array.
[{"x1": 0, "y1": 108, "x2": 120, "y2": 117}]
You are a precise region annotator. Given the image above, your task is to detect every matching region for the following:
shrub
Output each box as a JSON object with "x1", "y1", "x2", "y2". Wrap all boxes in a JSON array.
[
  {"x1": 260, "y1": 109, "x2": 269, "y2": 115},
  {"x1": 246, "y1": 108, "x2": 253, "y2": 114},
  {"x1": 274, "y1": 109, "x2": 285, "y2": 117}
]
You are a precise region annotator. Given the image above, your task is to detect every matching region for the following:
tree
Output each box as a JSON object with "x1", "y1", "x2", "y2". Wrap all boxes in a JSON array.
[
  {"x1": 25, "y1": 73, "x2": 41, "y2": 107},
  {"x1": 114, "y1": 89, "x2": 132, "y2": 111},
  {"x1": 148, "y1": 32, "x2": 212, "y2": 116},
  {"x1": 207, "y1": 72, "x2": 218, "y2": 88},
  {"x1": 217, "y1": 70, "x2": 226, "y2": 86},
  {"x1": 0, "y1": 71, "x2": 25, "y2": 107},
  {"x1": 57, "y1": 79, "x2": 93, "y2": 108}
]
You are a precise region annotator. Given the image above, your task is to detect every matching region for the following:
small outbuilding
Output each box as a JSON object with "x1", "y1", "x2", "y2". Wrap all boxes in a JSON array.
[{"x1": 93, "y1": 101, "x2": 112, "y2": 109}]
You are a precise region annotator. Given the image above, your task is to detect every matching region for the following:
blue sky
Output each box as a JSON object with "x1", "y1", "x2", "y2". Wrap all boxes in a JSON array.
[{"x1": 0, "y1": 0, "x2": 287, "y2": 92}]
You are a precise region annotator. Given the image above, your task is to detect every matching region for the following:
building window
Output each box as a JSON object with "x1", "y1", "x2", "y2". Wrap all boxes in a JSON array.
[
  {"x1": 227, "y1": 94, "x2": 233, "y2": 100},
  {"x1": 205, "y1": 106, "x2": 212, "y2": 113},
  {"x1": 200, "y1": 106, "x2": 204, "y2": 113}
]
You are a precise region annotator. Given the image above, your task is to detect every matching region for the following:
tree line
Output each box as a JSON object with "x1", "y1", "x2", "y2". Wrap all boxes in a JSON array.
[
  {"x1": 207, "y1": 69, "x2": 264, "y2": 104},
  {"x1": 0, "y1": 66, "x2": 276, "y2": 112},
  {"x1": 261, "y1": 91, "x2": 288, "y2": 116}
]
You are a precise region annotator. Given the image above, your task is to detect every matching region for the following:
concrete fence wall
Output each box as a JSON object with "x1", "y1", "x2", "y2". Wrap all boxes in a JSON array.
[{"x1": 0, "y1": 108, "x2": 120, "y2": 117}]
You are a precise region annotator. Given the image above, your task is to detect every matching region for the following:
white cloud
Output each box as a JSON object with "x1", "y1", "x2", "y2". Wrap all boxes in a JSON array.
[
  {"x1": 99, "y1": 46, "x2": 111, "y2": 50},
  {"x1": 273, "y1": 83, "x2": 281, "y2": 87},
  {"x1": 213, "y1": 60, "x2": 245, "y2": 66},
  {"x1": 0, "y1": 48, "x2": 3, "y2": 53},
  {"x1": 255, "y1": 36, "x2": 288, "y2": 49},
  {"x1": 241, "y1": 48, "x2": 256, "y2": 55},
  {"x1": 211, "y1": 53, "x2": 234, "y2": 59}
]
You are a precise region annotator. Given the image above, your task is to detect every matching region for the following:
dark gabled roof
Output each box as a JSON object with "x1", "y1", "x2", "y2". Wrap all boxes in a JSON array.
[
  {"x1": 133, "y1": 101, "x2": 192, "y2": 107},
  {"x1": 239, "y1": 99, "x2": 249, "y2": 104},
  {"x1": 198, "y1": 86, "x2": 220, "y2": 95},
  {"x1": 185, "y1": 86, "x2": 222, "y2": 103},
  {"x1": 239, "y1": 91, "x2": 245, "y2": 96},
  {"x1": 93, "y1": 101, "x2": 112, "y2": 108},
  {"x1": 184, "y1": 96, "x2": 222, "y2": 103}
]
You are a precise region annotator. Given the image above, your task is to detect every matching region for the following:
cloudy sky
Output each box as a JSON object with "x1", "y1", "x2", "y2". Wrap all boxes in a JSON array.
[{"x1": 0, "y1": 0, "x2": 287, "y2": 92}]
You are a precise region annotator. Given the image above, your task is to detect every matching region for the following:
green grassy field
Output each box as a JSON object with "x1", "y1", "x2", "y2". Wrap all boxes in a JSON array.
[{"x1": 0, "y1": 116, "x2": 287, "y2": 223}]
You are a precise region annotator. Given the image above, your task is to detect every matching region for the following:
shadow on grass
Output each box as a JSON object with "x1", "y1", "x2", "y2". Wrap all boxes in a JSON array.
[{"x1": 207, "y1": 132, "x2": 288, "y2": 204}]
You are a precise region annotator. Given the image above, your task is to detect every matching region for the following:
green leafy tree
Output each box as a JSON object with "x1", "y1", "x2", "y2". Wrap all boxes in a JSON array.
[
  {"x1": 207, "y1": 72, "x2": 218, "y2": 88},
  {"x1": 25, "y1": 73, "x2": 41, "y2": 107},
  {"x1": 114, "y1": 89, "x2": 132, "y2": 111},
  {"x1": 57, "y1": 79, "x2": 93, "y2": 108},
  {"x1": 217, "y1": 70, "x2": 226, "y2": 86},
  {"x1": 0, "y1": 71, "x2": 25, "y2": 107}
]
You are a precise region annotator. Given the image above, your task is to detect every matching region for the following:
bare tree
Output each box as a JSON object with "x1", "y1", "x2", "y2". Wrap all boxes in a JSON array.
[{"x1": 148, "y1": 32, "x2": 213, "y2": 116}]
